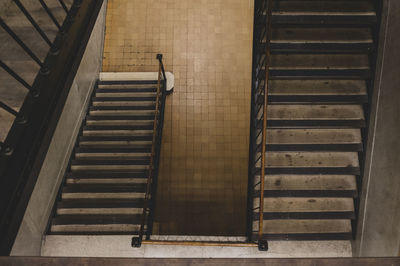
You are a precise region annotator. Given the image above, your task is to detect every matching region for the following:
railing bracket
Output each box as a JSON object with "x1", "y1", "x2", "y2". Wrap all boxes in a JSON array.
[
  {"x1": 258, "y1": 240, "x2": 268, "y2": 252},
  {"x1": 132, "y1": 237, "x2": 142, "y2": 248},
  {"x1": 2, "y1": 146, "x2": 13, "y2": 156}
]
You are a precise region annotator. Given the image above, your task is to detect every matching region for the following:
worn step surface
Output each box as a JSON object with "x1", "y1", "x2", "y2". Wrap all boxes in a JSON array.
[
  {"x1": 254, "y1": 197, "x2": 355, "y2": 219},
  {"x1": 269, "y1": 54, "x2": 370, "y2": 79},
  {"x1": 268, "y1": 80, "x2": 368, "y2": 103},
  {"x1": 256, "y1": 151, "x2": 360, "y2": 174},
  {"x1": 266, "y1": 104, "x2": 365, "y2": 127},
  {"x1": 255, "y1": 175, "x2": 357, "y2": 197},
  {"x1": 271, "y1": 0, "x2": 376, "y2": 25},
  {"x1": 253, "y1": 219, "x2": 353, "y2": 240},
  {"x1": 270, "y1": 27, "x2": 373, "y2": 52},
  {"x1": 265, "y1": 129, "x2": 363, "y2": 151}
]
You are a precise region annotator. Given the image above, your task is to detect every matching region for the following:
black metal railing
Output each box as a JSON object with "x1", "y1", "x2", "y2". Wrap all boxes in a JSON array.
[
  {"x1": 247, "y1": 0, "x2": 273, "y2": 251},
  {"x1": 0, "y1": 0, "x2": 104, "y2": 255},
  {"x1": 132, "y1": 54, "x2": 168, "y2": 248}
]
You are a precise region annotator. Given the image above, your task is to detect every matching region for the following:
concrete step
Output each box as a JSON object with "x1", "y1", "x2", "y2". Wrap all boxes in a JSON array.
[
  {"x1": 256, "y1": 151, "x2": 360, "y2": 174},
  {"x1": 268, "y1": 80, "x2": 367, "y2": 102},
  {"x1": 269, "y1": 54, "x2": 370, "y2": 79},
  {"x1": 255, "y1": 174, "x2": 357, "y2": 197},
  {"x1": 270, "y1": 27, "x2": 373, "y2": 52},
  {"x1": 271, "y1": 0, "x2": 376, "y2": 25},
  {"x1": 264, "y1": 128, "x2": 362, "y2": 151},
  {"x1": 253, "y1": 219, "x2": 352, "y2": 240},
  {"x1": 253, "y1": 197, "x2": 355, "y2": 219},
  {"x1": 265, "y1": 104, "x2": 365, "y2": 128}
]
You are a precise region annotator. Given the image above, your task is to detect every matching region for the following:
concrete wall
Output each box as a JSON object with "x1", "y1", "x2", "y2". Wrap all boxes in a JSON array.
[
  {"x1": 10, "y1": 1, "x2": 107, "y2": 256},
  {"x1": 354, "y1": 0, "x2": 400, "y2": 257}
]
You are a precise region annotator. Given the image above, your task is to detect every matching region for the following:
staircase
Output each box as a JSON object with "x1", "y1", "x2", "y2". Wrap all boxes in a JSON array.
[
  {"x1": 48, "y1": 79, "x2": 161, "y2": 235},
  {"x1": 251, "y1": 0, "x2": 380, "y2": 241}
]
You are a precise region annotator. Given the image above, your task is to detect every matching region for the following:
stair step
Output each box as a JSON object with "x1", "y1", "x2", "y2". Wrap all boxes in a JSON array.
[
  {"x1": 66, "y1": 171, "x2": 148, "y2": 179},
  {"x1": 52, "y1": 214, "x2": 141, "y2": 225},
  {"x1": 71, "y1": 158, "x2": 150, "y2": 165},
  {"x1": 61, "y1": 192, "x2": 145, "y2": 200},
  {"x1": 265, "y1": 129, "x2": 362, "y2": 151},
  {"x1": 266, "y1": 104, "x2": 365, "y2": 128},
  {"x1": 86, "y1": 120, "x2": 154, "y2": 126},
  {"x1": 89, "y1": 110, "x2": 156, "y2": 116},
  {"x1": 92, "y1": 101, "x2": 156, "y2": 107},
  {"x1": 256, "y1": 152, "x2": 360, "y2": 174},
  {"x1": 57, "y1": 198, "x2": 144, "y2": 209},
  {"x1": 84, "y1": 124, "x2": 153, "y2": 130},
  {"x1": 71, "y1": 163, "x2": 149, "y2": 171},
  {"x1": 90, "y1": 105, "x2": 155, "y2": 111},
  {"x1": 50, "y1": 224, "x2": 142, "y2": 235},
  {"x1": 78, "y1": 141, "x2": 152, "y2": 149},
  {"x1": 96, "y1": 88, "x2": 157, "y2": 93},
  {"x1": 87, "y1": 115, "x2": 155, "y2": 121},
  {"x1": 70, "y1": 160, "x2": 151, "y2": 172},
  {"x1": 271, "y1": 1, "x2": 376, "y2": 25},
  {"x1": 66, "y1": 178, "x2": 147, "y2": 184},
  {"x1": 255, "y1": 175, "x2": 357, "y2": 197},
  {"x1": 270, "y1": 27, "x2": 373, "y2": 52},
  {"x1": 254, "y1": 197, "x2": 354, "y2": 219},
  {"x1": 56, "y1": 208, "x2": 143, "y2": 215},
  {"x1": 95, "y1": 92, "x2": 156, "y2": 98},
  {"x1": 269, "y1": 80, "x2": 368, "y2": 103},
  {"x1": 75, "y1": 153, "x2": 151, "y2": 160},
  {"x1": 82, "y1": 129, "x2": 153, "y2": 137},
  {"x1": 92, "y1": 96, "x2": 156, "y2": 102},
  {"x1": 63, "y1": 183, "x2": 146, "y2": 193},
  {"x1": 253, "y1": 219, "x2": 352, "y2": 240},
  {"x1": 79, "y1": 136, "x2": 152, "y2": 142},
  {"x1": 98, "y1": 80, "x2": 157, "y2": 86},
  {"x1": 269, "y1": 54, "x2": 370, "y2": 79},
  {"x1": 75, "y1": 147, "x2": 151, "y2": 153}
]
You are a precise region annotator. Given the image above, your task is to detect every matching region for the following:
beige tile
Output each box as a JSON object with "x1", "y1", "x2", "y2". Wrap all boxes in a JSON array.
[{"x1": 104, "y1": 0, "x2": 254, "y2": 236}]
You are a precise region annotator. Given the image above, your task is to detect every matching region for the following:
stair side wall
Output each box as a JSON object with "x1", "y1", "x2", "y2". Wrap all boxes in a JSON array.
[
  {"x1": 10, "y1": 0, "x2": 108, "y2": 256},
  {"x1": 354, "y1": 0, "x2": 400, "y2": 257}
]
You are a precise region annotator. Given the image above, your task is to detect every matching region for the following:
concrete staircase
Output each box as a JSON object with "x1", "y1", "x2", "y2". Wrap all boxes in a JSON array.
[
  {"x1": 252, "y1": 0, "x2": 378, "y2": 240},
  {"x1": 48, "y1": 80, "x2": 159, "y2": 235}
]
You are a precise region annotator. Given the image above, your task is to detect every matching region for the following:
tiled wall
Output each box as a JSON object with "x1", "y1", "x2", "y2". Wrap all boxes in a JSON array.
[{"x1": 104, "y1": 0, "x2": 254, "y2": 236}]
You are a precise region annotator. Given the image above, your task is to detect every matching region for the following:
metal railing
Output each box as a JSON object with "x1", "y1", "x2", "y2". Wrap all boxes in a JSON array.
[
  {"x1": 132, "y1": 54, "x2": 168, "y2": 248},
  {"x1": 0, "y1": 0, "x2": 104, "y2": 255},
  {"x1": 247, "y1": 0, "x2": 274, "y2": 251}
]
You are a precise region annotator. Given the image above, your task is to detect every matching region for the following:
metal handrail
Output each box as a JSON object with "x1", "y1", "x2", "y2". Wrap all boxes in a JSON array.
[
  {"x1": 247, "y1": 0, "x2": 274, "y2": 251},
  {"x1": 0, "y1": 0, "x2": 71, "y2": 129},
  {"x1": 133, "y1": 54, "x2": 167, "y2": 248},
  {"x1": 258, "y1": 0, "x2": 274, "y2": 245},
  {"x1": 0, "y1": 0, "x2": 104, "y2": 255}
]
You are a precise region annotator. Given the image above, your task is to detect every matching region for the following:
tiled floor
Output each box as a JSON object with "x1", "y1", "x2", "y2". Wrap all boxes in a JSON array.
[{"x1": 103, "y1": 0, "x2": 254, "y2": 236}]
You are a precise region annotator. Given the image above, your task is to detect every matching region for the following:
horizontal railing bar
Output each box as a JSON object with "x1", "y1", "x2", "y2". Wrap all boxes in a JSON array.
[
  {"x1": 0, "y1": 18, "x2": 44, "y2": 68},
  {"x1": 13, "y1": 0, "x2": 52, "y2": 46},
  {"x1": 39, "y1": 0, "x2": 61, "y2": 29},
  {"x1": 0, "y1": 60, "x2": 32, "y2": 91},
  {"x1": 0, "y1": 101, "x2": 18, "y2": 116}
]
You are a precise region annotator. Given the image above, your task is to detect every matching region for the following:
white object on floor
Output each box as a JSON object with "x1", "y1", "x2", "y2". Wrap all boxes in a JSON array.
[{"x1": 100, "y1": 72, "x2": 174, "y2": 92}]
